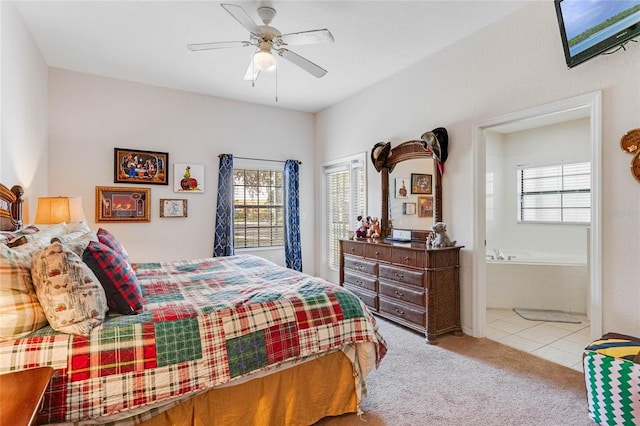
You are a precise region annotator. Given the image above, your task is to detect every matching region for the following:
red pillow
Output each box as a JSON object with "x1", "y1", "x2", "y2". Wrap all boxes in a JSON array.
[
  {"x1": 82, "y1": 241, "x2": 142, "y2": 314},
  {"x1": 97, "y1": 228, "x2": 130, "y2": 265}
]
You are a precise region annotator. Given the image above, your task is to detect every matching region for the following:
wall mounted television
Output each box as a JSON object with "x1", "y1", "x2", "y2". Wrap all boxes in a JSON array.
[{"x1": 555, "y1": 0, "x2": 640, "y2": 68}]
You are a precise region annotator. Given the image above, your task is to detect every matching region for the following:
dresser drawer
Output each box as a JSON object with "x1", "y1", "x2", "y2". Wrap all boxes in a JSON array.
[
  {"x1": 379, "y1": 264, "x2": 424, "y2": 287},
  {"x1": 342, "y1": 241, "x2": 364, "y2": 257},
  {"x1": 344, "y1": 285, "x2": 378, "y2": 311},
  {"x1": 391, "y1": 247, "x2": 423, "y2": 268},
  {"x1": 344, "y1": 256, "x2": 377, "y2": 276},
  {"x1": 379, "y1": 297, "x2": 425, "y2": 327},
  {"x1": 364, "y1": 244, "x2": 391, "y2": 262},
  {"x1": 344, "y1": 271, "x2": 377, "y2": 292},
  {"x1": 379, "y1": 280, "x2": 425, "y2": 307}
]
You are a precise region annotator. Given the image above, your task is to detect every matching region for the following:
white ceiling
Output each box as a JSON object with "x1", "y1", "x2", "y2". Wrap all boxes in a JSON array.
[{"x1": 13, "y1": 0, "x2": 531, "y2": 113}]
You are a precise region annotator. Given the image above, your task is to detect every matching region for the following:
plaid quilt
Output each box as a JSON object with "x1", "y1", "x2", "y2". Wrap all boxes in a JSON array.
[{"x1": 0, "y1": 254, "x2": 387, "y2": 424}]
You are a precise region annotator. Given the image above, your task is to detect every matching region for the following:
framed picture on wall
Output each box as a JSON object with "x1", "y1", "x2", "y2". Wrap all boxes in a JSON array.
[
  {"x1": 411, "y1": 173, "x2": 432, "y2": 194},
  {"x1": 403, "y1": 202, "x2": 416, "y2": 215},
  {"x1": 418, "y1": 196, "x2": 434, "y2": 218},
  {"x1": 174, "y1": 163, "x2": 204, "y2": 193},
  {"x1": 159, "y1": 199, "x2": 187, "y2": 218},
  {"x1": 395, "y1": 178, "x2": 409, "y2": 198},
  {"x1": 114, "y1": 148, "x2": 168, "y2": 185},
  {"x1": 95, "y1": 186, "x2": 150, "y2": 222}
]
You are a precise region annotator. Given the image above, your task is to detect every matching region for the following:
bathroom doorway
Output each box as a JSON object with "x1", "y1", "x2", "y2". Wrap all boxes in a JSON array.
[{"x1": 471, "y1": 92, "x2": 602, "y2": 370}]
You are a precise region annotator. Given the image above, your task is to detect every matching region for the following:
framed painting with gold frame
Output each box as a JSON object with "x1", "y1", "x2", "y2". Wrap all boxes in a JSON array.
[
  {"x1": 96, "y1": 186, "x2": 150, "y2": 222},
  {"x1": 418, "y1": 196, "x2": 434, "y2": 218}
]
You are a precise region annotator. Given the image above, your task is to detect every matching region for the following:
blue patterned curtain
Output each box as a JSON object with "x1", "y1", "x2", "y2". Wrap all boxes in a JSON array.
[
  {"x1": 284, "y1": 160, "x2": 302, "y2": 271},
  {"x1": 213, "y1": 154, "x2": 234, "y2": 257}
]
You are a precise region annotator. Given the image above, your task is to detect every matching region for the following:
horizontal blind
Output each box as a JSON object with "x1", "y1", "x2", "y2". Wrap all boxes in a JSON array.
[
  {"x1": 324, "y1": 153, "x2": 366, "y2": 270},
  {"x1": 233, "y1": 168, "x2": 284, "y2": 248},
  {"x1": 517, "y1": 162, "x2": 590, "y2": 224}
]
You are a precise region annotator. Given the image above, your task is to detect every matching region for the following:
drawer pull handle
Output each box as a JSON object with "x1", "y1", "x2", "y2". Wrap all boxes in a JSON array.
[
  {"x1": 404, "y1": 256, "x2": 410, "y2": 263},
  {"x1": 356, "y1": 280, "x2": 363, "y2": 285},
  {"x1": 356, "y1": 263, "x2": 363, "y2": 269},
  {"x1": 394, "y1": 273, "x2": 404, "y2": 280},
  {"x1": 394, "y1": 290, "x2": 404, "y2": 297},
  {"x1": 351, "y1": 247, "x2": 355, "y2": 252},
  {"x1": 395, "y1": 308, "x2": 405, "y2": 316},
  {"x1": 375, "y1": 251, "x2": 380, "y2": 257}
]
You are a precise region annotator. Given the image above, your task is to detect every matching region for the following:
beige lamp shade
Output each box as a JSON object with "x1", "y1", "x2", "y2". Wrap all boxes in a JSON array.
[{"x1": 34, "y1": 196, "x2": 86, "y2": 224}]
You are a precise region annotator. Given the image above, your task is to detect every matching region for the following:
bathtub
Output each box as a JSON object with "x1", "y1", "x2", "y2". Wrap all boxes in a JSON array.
[
  {"x1": 486, "y1": 249, "x2": 587, "y2": 266},
  {"x1": 486, "y1": 249, "x2": 589, "y2": 314}
]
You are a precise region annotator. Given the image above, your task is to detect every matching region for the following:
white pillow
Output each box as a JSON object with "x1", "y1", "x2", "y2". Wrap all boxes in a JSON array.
[{"x1": 31, "y1": 242, "x2": 107, "y2": 335}]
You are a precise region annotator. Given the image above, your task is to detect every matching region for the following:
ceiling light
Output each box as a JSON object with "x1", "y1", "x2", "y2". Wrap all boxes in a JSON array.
[{"x1": 253, "y1": 50, "x2": 276, "y2": 71}]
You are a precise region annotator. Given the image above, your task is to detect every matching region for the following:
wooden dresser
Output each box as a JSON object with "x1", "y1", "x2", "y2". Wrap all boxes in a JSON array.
[{"x1": 340, "y1": 238, "x2": 463, "y2": 344}]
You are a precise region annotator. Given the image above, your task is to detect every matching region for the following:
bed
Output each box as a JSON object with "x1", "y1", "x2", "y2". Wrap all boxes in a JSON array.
[{"x1": 0, "y1": 183, "x2": 387, "y2": 425}]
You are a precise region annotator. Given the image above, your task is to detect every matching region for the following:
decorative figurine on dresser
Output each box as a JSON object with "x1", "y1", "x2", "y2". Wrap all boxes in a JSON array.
[{"x1": 340, "y1": 129, "x2": 463, "y2": 344}]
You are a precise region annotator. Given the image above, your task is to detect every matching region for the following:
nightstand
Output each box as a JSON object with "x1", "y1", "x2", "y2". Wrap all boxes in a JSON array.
[{"x1": 0, "y1": 367, "x2": 53, "y2": 426}]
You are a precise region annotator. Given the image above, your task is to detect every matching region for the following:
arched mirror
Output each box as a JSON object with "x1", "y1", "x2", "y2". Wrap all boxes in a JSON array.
[{"x1": 378, "y1": 138, "x2": 444, "y2": 238}]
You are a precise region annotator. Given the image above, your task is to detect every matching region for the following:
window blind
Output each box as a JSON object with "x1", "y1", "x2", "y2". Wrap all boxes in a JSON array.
[{"x1": 517, "y1": 162, "x2": 590, "y2": 224}]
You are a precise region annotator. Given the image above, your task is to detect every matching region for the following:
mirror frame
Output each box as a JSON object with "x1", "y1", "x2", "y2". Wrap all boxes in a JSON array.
[{"x1": 380, "y1": 140, "x2": 442, "y2": 237}]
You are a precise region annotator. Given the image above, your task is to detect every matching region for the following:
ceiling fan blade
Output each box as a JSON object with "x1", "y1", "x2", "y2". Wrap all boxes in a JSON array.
[
  {"x1": 243, "y1": 59, "x2": 260, "y2": 81},
  {"x1": 277, "y1": 49, "x2": 328, "y2": 78},
  {"x1": 221, "y1": 3, "x2": 260, "y2": 35},
  {"x1": 277, "y1": 29, "x2": 334, "y2": 46},
  {"x1": 187, "y1": 40, "x2": 251, "y2": 51}
]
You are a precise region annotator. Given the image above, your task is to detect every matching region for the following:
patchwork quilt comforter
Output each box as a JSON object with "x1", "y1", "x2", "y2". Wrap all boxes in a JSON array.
[{"x1": 0, "y1": 254, "x2": 387, "y2": 424}]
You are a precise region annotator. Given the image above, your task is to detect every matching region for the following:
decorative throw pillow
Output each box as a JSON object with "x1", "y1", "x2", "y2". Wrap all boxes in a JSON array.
[
  {"x1": 31, "y1": 242, "x2": 107, "y2": 335},
  {"x1": 0, "y1": 244, "x2": 48, "y2": 340},
  {"x1": 82, "y1": 241, "x2": 142, "y2": 314},
  {"x1": 97, "y1": 228, "x2": 130, "y2": 265}
]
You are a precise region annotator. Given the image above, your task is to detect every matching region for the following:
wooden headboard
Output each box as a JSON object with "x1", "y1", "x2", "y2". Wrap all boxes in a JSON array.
[{"x1": 0, "y1": 183, "x2": 24, "y2": 231}]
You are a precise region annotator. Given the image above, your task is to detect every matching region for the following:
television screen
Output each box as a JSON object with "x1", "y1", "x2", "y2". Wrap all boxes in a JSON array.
[{"x1": 555, "y1": 0, "x2": 640, "y2": 68}]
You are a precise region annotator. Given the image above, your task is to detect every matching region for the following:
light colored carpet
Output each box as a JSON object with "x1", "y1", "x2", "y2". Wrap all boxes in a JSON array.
[
  {"x1": 317, "y1": 317, "x2": 591, "y2": 426},
  {"x1": 514, "y1": 307, "x2": 582, "y2": 324}
]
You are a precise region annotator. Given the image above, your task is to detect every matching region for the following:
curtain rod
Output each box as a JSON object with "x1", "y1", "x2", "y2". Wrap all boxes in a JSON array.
[{"x1": 218, "y1": 155, "x2": 301, "y2": 165}]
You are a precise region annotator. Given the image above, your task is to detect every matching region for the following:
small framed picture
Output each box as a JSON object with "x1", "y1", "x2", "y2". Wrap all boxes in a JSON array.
[
  {"x1": 418, "y1": 196, "x2": 434, "y2": 218},
  {"x1": 114, "y1": 148, "x2": 168, "y2": 185},
  {"x1": 174, "y1": 163, "x2": 204, "y2": 193},
  {"x1": 160, "y1": 199, "x2": 187, "y2": 218},
  {"x1": 395, "y1": 178, "x2": 409, "y2": 198},
  {"x1": 403, "y1": 202, "x2": 416, "y2": 215},
  {"x1": 411, "y1": 173, "x2": 432, "y2": 194},
  {"x1": 96, "y1": 186, "x2": 150, "y2": 223}
]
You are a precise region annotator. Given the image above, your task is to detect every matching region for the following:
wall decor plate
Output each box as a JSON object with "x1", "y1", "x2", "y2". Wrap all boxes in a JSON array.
[
  {"x1": 620, "y1": 129, "x2": 640, "y2": 154},
  {"x1": 631, "y1": 151, "x2": 640, "y2": 183}
]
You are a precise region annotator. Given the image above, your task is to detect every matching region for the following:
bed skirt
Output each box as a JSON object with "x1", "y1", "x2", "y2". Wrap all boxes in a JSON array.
[{"x1": 137, "y1": 350, "x2": 357, "y2": 426}]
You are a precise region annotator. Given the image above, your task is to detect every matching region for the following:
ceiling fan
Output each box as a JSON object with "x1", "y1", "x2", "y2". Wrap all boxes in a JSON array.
[{"x1": 187, "y1": 3, "x2": 334, "y2": 81}]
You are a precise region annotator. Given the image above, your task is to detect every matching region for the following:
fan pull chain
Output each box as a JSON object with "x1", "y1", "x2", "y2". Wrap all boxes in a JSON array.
[{"x1": 275, "y1": 65, "x2": 278, "y2": 102}]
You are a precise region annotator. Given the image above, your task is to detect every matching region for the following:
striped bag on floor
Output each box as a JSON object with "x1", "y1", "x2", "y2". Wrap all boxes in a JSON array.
[{"x1": 584, "y1": 336, "x2": 640, "y2": 425}]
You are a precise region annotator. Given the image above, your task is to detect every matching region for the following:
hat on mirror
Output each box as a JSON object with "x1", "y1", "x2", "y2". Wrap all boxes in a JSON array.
[
  {"x1": 371, "y1": 141, "x2": 391, "y2": 172},
  {"x1": 421, "y1": 127, "x2": 448, "y2": 163}
]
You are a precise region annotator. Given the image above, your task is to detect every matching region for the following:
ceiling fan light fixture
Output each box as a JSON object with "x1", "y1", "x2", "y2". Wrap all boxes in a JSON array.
[{"x1": 253, "y1": 50, "x2": 276, "y2": 71}]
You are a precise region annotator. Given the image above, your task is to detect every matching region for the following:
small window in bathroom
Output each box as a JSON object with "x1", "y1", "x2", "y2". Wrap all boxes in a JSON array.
[{"x1": 517, "y1": 162, "x2": 590, "y2": 224}]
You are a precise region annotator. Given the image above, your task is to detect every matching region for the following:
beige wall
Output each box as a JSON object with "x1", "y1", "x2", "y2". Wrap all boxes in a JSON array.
[
  {"x1": 1, "y1": 1, "x2": 48, "y2": 219},
  {"x1": 47, "y1": 69, "x2": 316, "y2": 266},
  {"x1": 315, "y1": 2, "x2": 640, "y2": 336}
]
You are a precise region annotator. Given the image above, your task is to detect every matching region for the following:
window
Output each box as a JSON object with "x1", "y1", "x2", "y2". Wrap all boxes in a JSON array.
[
  {"x1": 517, "y1": 162, "x2": 590, "y2": 224},
  {"x1": 324, "y1": 153, "x2": 366, "y2": 270},
  {"x1": 233, "y1": 168, "x2": 284, "y2": 248}
]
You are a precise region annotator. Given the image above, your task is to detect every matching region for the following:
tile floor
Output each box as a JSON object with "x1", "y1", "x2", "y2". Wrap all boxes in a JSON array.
[{"x1": 485, "y1": 308, "x2": 591, "y2": 372}]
